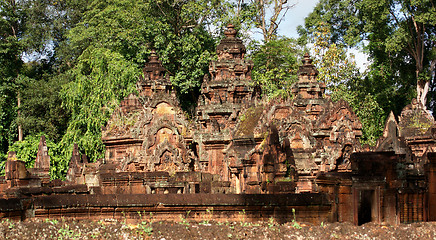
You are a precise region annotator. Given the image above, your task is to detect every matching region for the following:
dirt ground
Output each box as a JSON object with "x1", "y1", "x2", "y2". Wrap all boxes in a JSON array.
[{"x1": 0, "y1": 218, "x2": 435, "y2": 240}]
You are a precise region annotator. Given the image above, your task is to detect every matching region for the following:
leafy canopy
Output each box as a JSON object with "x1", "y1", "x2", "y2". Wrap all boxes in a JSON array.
[
  {"x1": 299, "y1": 0, "x2": 436, "y2": 112},
  {"x1": 311, "y1": 23, "x2": 385, "y2": 146}
]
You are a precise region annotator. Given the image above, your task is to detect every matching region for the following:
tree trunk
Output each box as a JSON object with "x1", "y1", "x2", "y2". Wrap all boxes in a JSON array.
[{"x1": 17, "y1": 92, "x2": 22, "y2": 141}]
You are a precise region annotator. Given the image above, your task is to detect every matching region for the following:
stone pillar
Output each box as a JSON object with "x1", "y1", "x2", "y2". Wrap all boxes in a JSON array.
[
  {"x1": 66, "y1": 143, "x2": 84, "y2": 184},
  {"x1": 5, "y1": 151, "x2": 30, "y2": 187},
  {"x1": 30, "y1": 135, "x2": 51, "y2": 183},
  {"x1": 425, "y1": 152, "x2": 436, "y2": 221}
]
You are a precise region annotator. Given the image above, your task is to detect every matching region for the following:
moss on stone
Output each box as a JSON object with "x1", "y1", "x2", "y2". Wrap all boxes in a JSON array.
[{"x1": 235, "y1": 105, "x2": 264, "y2": 137}]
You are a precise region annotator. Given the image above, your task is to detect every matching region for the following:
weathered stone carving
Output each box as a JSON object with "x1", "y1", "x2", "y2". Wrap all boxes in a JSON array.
[
  {"x1": 28, "y1": 136, "x2": 51, "y2": 183},
  {"x1": 5, "y1": 152, "x2": 29, "y2": 182},
  {"x1": 1, "y1": 24, "x2": 436, "y2": 226},
  {"x1": 102, "y1": 50, "x2": 194, "y2": 174},
  {"x1": 194, "y1": 24, "x2": 260, "y2": 184}
]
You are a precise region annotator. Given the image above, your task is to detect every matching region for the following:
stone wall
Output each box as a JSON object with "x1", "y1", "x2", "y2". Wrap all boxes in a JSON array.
[{"x1": 0, "y1": 193, "x2": 332, "y2": 224}]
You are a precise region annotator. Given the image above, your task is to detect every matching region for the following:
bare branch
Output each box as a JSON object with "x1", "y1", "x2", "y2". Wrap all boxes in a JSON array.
[{"x1": 253, "y1": 0, "x2": 296, "y2": 42}]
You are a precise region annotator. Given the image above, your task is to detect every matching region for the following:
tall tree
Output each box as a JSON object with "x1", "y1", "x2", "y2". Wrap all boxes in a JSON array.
[
  {"x1": 0, "y1": 0, "x2": 90, "y2": 174},
  {"x1": 17, "y1": 61, "x2": 70, "y2": 142},
  {"x1": 251, "y1": 0, "x2": 296, "y2": 42},
  {"x1": 0, "y1": 0, "x2": 81, "y2": 143},
  {"x1": 299, "y1": 0, "x2": 436, "y2": 112},
  {"x1": 250, "y1": 37, "x2": 303, "y2": 99},
  {"x1": 244, "y1": 0, "x2": 303, "y2": 99},
  {"x1": 0, "y1": 0, "x2": 25, "y2": 143},
  {"x1": 56, "y1": 48, "x2": 139, "y2": 178},
  {"x1": 312, "y1": 23, "x2": 385, "y2": 145}
]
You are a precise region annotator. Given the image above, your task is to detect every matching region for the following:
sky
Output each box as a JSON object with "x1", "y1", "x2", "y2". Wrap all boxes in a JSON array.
[
  {"x1": 278, "y1": 0, "x2": 319, "y2": 38},
  {"x1": 249, "y1": 0, "x2": 318, "y2": 39}
]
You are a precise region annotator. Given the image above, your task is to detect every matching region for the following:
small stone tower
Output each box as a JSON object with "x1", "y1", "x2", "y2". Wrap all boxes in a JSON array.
[{"x1": 195, "y1": 24, "x2": 260, "y2": 176}]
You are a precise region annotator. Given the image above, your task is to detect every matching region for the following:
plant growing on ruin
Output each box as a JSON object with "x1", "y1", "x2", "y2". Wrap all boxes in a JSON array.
[
  {"x1": 291, "y1": 208, "x2": 301, "y2": 229},
  {"x1": 45, "y1": 219, "x2": 59, "y2": 225},
  {"x1": 2, "y1": 219, "x2": 15, "y2": 229},
  {"x1": 179, "y1": 215, "x2": 190, "y2": 226},
  {"x1": 199, "y1": 220, "x2": 210, "y2": 225},
  {"x1": 137, "y1": 221, "x2": 153, "y2": 236},
  {"x1": 199, "y1": 208, "x2": 214, "y2": 225},
  {"x1": 410, "y1": 112, "x2": 433, "y2": 133},
  {"x1": 267, "y1": 217, "x2": 275, "y2": 228},
  {"x1": 58, "y1": 224, "x2": 76, "y2": 240}
]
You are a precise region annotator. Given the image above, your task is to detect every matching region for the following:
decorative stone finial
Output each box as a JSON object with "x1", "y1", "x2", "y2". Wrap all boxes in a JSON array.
[
  {"x1": 224, "y1": 24, "x2": 237, "y2": 39},
  {"x1": 297, "y1": 53, "x2": 319, "y2": 80},
  {"x1": 216, "y1": 23, "x2": 246, "y2": 60},
  {"x1": 292, "y1": 53, "x2": 325, "y2": 98},
  {"x1": 302, "y1": 53, "x2": 313, "y2": 66},
  {"x1": 149, "y1": 49, "x2": 160, "y2": 63},
  {"x1": 34, "y1": 135, "x2": 50, "y2": 170},
  {"x1": 142, "y1": 49, "x2": 167, "y2": 81}
]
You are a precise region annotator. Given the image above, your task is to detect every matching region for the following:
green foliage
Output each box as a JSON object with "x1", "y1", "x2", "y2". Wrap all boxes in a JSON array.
[
  {"x1": 59, "y1": 47, "x2": 139, "y2": 173},
  {"x1": 299, "y1": 0, "x2": 436, "y2": 113},
  {"x1": 3, "y1": 134, "x2": 63, "y2": 179},
  {"x1": 18, "y1": 63, "x2": 70, "y2": 142},
  {"x1": 297, "y1": 0, "x2": 361, "y2": 46},
  {"x1": 216, "y1": 1, "x2": 257, "y2": 39},
  {"x1": 66, "y1": 0, "x2": 149, "y2": 66},
  {"x1": 267, "y1": 217, "x2": 274, "y2": 228},
  {"x1": 0, "y1": 0, "x2": 79, "y2": 173},
  {"x1": 7, "y1": 134, "x2": 40, "y2": 169},
  {"x1": 0, "y1": 0, "x2": 23, "y2": 156},
  {"x1": 291, "y1": 208, "x2": 301, "y2": 229},
  {"x1": 137, "y1": 221, "x2": 153, "y2": 236},
  {"x1": 179, "y1": 215, "x2": 190, "y2": 226},
  {"x1": 158, "y1": 27, "x2": 214, "y2": 95},
  {"x1": 1, "y1": 218, "x2": 15, "y2": 229},
  {"x1": 247, "y1": 1, "x2": 304, "y2": 100},
  {"x1": 311, "y1": 23, "x2": 384, "y2": 145},
  {"x1": 146, "y1": 0, "x2": 219, "y2": 110},
  {"x1": 58, "y1": 223, "x2": 80, "y2": 240},
  {"x1": 312, "y1": 23, "x2": 359, "y2": 89},
  {"x1": 250, "y1": 37, "x2": 303, "y2": 99},
  {"x1": 45, "y1": 218, "x2": 59, "y2": 225},
  {"x1": 331, "y1": 85, "x2": 385, "y2": 146},
  {"x1": 0, "y1": 81, "x2": 17, "y2": 157},
  {"x1": 66, "y1": 0, "x2": 218, "y2": 100}
]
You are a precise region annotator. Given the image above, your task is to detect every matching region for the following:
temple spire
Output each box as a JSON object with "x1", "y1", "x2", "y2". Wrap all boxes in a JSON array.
[
  {"x1": 224, "y1": 24, "x2": 237, "y2": 39},
  {"x1": 216, "y1": 24, "x2": 246, "y2": 60},
  {"x1": 137, "y1": 49, "x2": 172, "y2": 97},
  {"x1": 297, "y1": 53, "x2": 319, "y2": 82},
  {"x1": 291, "y1": 53, "x2": 325, "y2": 101}
]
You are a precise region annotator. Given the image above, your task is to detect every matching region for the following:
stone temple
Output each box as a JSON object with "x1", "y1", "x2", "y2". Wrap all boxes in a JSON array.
[{"x1": 1, "y1": 24, "x2": 436, "y2": 225}]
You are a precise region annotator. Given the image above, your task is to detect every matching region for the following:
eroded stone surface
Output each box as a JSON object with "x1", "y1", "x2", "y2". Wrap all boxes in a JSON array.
[{"x1": 1, "y1": 24, "x2": 436, "y2": 226}]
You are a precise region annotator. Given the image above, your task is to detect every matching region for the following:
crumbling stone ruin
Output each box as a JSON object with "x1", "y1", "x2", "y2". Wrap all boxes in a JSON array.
[{"x1": 1, "y1": 24, "x2": 436, "y2": 225}]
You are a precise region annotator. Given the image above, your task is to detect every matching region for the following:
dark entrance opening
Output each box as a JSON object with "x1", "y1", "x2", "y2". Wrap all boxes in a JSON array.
[{"x1": 358, "y1": 190, "x2": 374, "y2": 225}]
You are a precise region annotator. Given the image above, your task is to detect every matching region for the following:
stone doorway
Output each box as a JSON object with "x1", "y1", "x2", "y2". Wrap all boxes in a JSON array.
[{"x1": 356, "y1": 188, "x2": 380, "y2": 225}]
